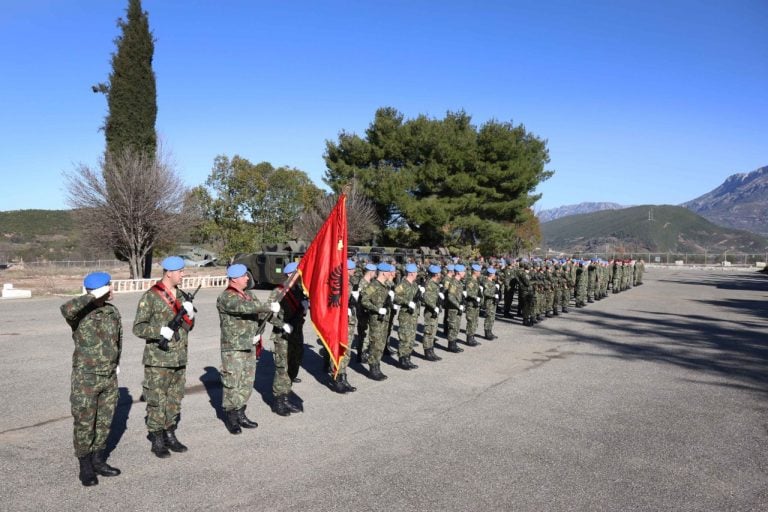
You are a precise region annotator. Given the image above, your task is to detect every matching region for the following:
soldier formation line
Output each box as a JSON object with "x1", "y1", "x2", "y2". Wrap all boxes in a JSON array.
[{"x1": 61, "y1": 254, "x2": 646, "y2": 486}]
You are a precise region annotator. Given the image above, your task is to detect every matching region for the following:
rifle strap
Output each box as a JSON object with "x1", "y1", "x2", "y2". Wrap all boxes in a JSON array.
[{"x1": 151, "y1": 282, "x2": 193, "y2": 327}]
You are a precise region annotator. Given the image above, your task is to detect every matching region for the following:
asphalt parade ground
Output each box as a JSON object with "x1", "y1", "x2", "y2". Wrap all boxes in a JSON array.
[{"x1": 0, "y1": 267, "x2": 766, "y2": 511}]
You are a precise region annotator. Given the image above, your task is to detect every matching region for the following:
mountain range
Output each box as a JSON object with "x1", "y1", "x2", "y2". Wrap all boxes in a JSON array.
[{"x1": 682, "y1": 165, "x2": 768, "y2": 236}]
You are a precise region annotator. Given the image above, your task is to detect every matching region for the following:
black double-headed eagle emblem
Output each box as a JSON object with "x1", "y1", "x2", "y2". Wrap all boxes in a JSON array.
[{"x1": 327, "y1": 264, "x2": 343, "y2": 308}]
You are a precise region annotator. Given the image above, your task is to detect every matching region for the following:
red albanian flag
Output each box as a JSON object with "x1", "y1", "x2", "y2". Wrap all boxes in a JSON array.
[{"x1": 297, "y1": 194, "x2": 348, "y2": 376}]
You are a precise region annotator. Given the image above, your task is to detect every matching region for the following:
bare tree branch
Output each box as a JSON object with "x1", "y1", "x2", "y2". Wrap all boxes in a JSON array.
[{"x1": 64, "y1": 146, "x2": 191, "y2": 278}]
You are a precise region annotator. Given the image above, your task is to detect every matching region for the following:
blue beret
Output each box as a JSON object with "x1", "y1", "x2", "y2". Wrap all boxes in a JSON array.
[
  {"x1": 446, "y1": 264, "x2": 455, "y2": 271},
  {"x1": 364, "y1": 263, "x2": 377, "y2": 272},
  {"x1": 347, "y1": 259, "x2": 356, "y2": 270},
  {"x1": 283, "y1": 261, "x2": 298, "y2": 274},
  {"x1": 487, "y1": 268, "x2": 497, "y2": 274},
  {"x1": 428, "y1": 264, "x2": 442, "y2": 274},
  {"x1": 162, "y1": 256, "x2": 185, "y2": 271},
  {"x1": 405, "y1": 263, "x2": 418, "y2": 273},
  {"x1": 471, "y1": 263, "x2": 482, "y2": 272},
  {"x1": 454, "y1": 264, "x2": 466, "y2": 272},
  {"x1": 227, "y1": 263, "x2": 248, "y2": 279},
  {"x1": 377, "y1": 262, "x2": 394, "y2": 272},
  {"x1": 83, "y1": 272, "x2": 110, "y2": 290}
]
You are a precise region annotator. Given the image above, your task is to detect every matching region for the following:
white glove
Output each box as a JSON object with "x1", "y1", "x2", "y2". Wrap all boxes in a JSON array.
[
  {"x1": 301, "y1": 300, "x2": 309, "y2": 311},
  {"x1": 408, "y1": 301, "x2": 416, "y2": 310},
  {"x1": 348, "y1": 308, "x2": 353, "y2": 317},
  {"x1": 438, "y1": 292, "x2": 445, "y2": 300},
  {"x1": 116, "y1": 365, "x2": 120, "y2": 375},
  {"x1": 387, "y1": 290, "x2": 395, "y2": 300},
  {"x1": 434, "y1": 306, "x2": 440, "y2": 315},
  {"x1": 418, "y1": 286, "x2": 425, "y2": 294},
  {"x1": 182, "y1": 301, "x2": 195, "y2": 319},
  {"x1": 282, "y1": 323, "x2": 293, "y2": 334},
  {"x1": 393, "y1": 304, "x2": 400, "y2": 311},
  {"x1": 270, "y1": 302, "x2": 281, "y2": 313},
  {"x1": 495, "y1": 283, "x2": 500, "y2": 290},
  {"x1": 462, "y1": 290, "x2": 467, "y2": 297},
  {"x1": 253, "y1": 335, "x2": 261, "y2": 345},
  {"x1": 459, "y1": 305, "x2": 465, "y2": 312},
  {"x1": 378, "y1": 307, "x2": 387, "y2": 315},
  {"x1": 160, "y1": 326, "x2": 174, "y2": 340},
  {"x1": 91, "y1": 285, "x2": 110, "y2": 299},
  {"x1": 351, "y1": 290, "x2": 360, "y2": 300},
  {"x1": 479, "y1": 286, "x2": 484, "y2": 293},
  {"x1": 494, "y1": 294, "x2": 499, "y2": 299}
]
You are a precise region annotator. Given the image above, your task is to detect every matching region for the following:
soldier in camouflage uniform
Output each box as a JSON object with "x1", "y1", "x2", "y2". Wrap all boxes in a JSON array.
[
  {"x1": 517, "y1": 263, "x2": 535, "y2": 326},
  {"x1": 216, "y1": 264, "x2": 280, "y2": 434},
  {"x1": 268, "y1": 261, "x2": 306, "y2": 416},
  {"x1": 361, "y1": 262, "x2": 395, "y2": 380},
  {"x1": 393, "y1": 263, "x2": 421, "y2": 369},
  {"x1": 587, "y1": 260, "x2": 598, "y2": 303},
  {"x1": 443, "y1": 264, "x2": 466, "y2": 352},
  {"x1": 355, "y1": 263, "x2": 378, "y2": 363},
  {"x1": 420, "y1": 264, "x2": 443, "y2": 361},
  {"x1": 327, "y1": 259, "x2": 359, "y2": 393},
  {"x1": 463, "y1": 264, "x2": 483, "y2": 346},
  {"x1": 574, "y1": 260, "x2": 588, "y2": 307},
  {"x1": 133, "y1": 256, "x2": 195, "y2": 458},
  {"x1": 481, "y1": 267, "x2": 500, "y2": 339},
  {"x1": 60, "y1": 272, "x2": 122, "y2": 486}
]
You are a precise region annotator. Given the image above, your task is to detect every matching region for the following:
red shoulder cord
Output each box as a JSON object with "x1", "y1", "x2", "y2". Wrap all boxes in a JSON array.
[{"x1": 151, "y1": 282, "x2": 193, "y2": 327}]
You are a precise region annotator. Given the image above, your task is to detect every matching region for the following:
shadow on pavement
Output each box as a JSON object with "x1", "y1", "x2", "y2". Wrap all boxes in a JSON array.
[{"x1": 105, "y1": 387, "x2": 133, "y2": 457}]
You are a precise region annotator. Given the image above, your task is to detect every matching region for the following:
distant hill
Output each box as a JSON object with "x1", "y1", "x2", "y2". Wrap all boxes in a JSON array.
[
  {"x1": 0, "y1": 209, "x2": 84, "y2": 262},
  {"x1": 541, "y1": 204, "x2": 768, "y2": 254},
  {"x1": 682, "y1": 165, "x2": 768, "y2": 236},
  {"x1": 537, "y1": 202, "x2": 626, "y2": 223}
]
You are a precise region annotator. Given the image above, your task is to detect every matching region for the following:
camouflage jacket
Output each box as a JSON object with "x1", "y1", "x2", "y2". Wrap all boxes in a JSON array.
[
  {"x1": 269, "y1": 283, "x2": 306, "y2": 333},
  {"x1": 133, "y1": 285, "x2": 194, "y2": 367},
  {"x1": 393, "y1": 278, "x2": 419, "y2": 319},
  {"x1": 422, "y1": 279, "x2": 441, "y2": 317},
  {"x1": 443, "y1": 276, "x2": 464, "y2": 310},
  {"x1": 217, "y1": 286, "x2": 272, "y2": 351},
  {"x1": 480, "y1": 276, "x2": 500, "y2": 301},
  {"x1": 464, "y1": 275, "x2": 482, "y2": 307},
  {"x1": 60, "y1": 294, "x2": 122, "y2": 374},
  {"x1": 361, "y1": 279, "x2": 389, "y2": 317}
]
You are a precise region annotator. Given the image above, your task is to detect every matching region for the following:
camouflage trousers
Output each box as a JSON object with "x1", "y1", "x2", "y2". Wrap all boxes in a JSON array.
[
  {"x1": 465, "y1": 304, "x2": 479, "y2": 340},
  {"x1": 445, "y1": 308, "x2": 461, "y2": 342},
  {"x1": 366, "y1": 315, "x2": 388, "y2": 366},
  {"x1": 271, "y1": 334, "x2": 292, "y2": 397},
  {"x1": 521, "y1": 292, "x2": 534, "y2": 320},
  {"x1": 397, "y1": 312, "x2": 418, "y2": 358},
  {"x1": 70, "y1": 368, "x2": 117, "y2": 458},
  {"x1": 484, "y1": 300, "x2": 497, "y2": 332},
  {"x1": 221, "y1": 349, "x2": 256, "y2": 411},
  {"x1": 421, "y1": 312, "x2": 439, "y2": 350},
  {"x1": 143, "y1": 365, "x2": 186, "y2": 433}
]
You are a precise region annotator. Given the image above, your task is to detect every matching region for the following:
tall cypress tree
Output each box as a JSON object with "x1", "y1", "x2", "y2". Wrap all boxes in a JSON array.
[
  {"x1": 95, "y1": 0, "x2": 157, "y2": 158},
  {"x1": 92, "y1": 0, "x2": 159, "y2": 277}
]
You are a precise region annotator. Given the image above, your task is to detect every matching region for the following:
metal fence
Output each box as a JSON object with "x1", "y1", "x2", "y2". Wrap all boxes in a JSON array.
[
  {"x1": 0, "y1": 259, "x2": 125, "y2": 269},
  {"x1": 542, "y1": 252, "x2": 768, "y2": 267},
  {"x1": 111, "y1": 275, "x2": 228, "y2": 294}
]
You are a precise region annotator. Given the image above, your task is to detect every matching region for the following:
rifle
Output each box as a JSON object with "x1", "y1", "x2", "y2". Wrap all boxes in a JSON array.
[{"x1": 159, "y1": 284, "x2": 201, "y2": 351}]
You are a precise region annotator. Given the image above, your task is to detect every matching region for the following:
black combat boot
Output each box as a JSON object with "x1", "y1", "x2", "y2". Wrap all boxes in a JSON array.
[
  {"x1": 465, "y1": 335, "x2": 477, "y2": 347},
  {"x1": 562, "y1": 306, "x2": 569, "y2": 313},
  {"x1": 148, "y1": 431, "x2": 170, "y2": 458},
  {"x1": 369, "y1": 362, "x2": 388, "y2": 381},
  {"x1": 237, "y1": 406, "x2": 258, "y2": 429},
  {"x1": 424, "y1": 348, "x2": 442, "y2": 361},
  {"x1": 91, "y1": 450, "x2": 120, "y2": 477},
  {"x1": 405, "y1": 356, "x2": 419, "y2": 369},
  {"x1": 284, "y1": 395, "x2": 303, "y2": 413},
  {"x1": 484, "y1": 330, "x2": 495, "y2": 340},
  {"x1": 77, "y1": 455, "x2": 98, "y2": 486},
  {"x1": 330, "y1": 374, "x2": 347, "y2": 393},
  {"x1": 447, "y1": 340, "x2": 464, "y2": 353},
  {"x1": 224, "y1": 409, "x2": 242, "y2": 434},
  {"x1": 341, "y1": 373, "x2": 357, "y2": 392},
  {"x1": 399, "y1": 356, "x2": 412, "y2": 370},
  {"x1": 587, "y1": 298, "x2": 594, "y2": 303},
  {"x1": 163, "y1": 428, "x2": 188, "y2": 453},
  {"x1": 273, "y1": 395, "x2": 291, "y2": 416}
]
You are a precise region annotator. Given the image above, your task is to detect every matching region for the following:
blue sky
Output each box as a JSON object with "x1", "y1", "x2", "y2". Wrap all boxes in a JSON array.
[{"x1": 1, "y1": 0, "x2": 766, "y2": 213}]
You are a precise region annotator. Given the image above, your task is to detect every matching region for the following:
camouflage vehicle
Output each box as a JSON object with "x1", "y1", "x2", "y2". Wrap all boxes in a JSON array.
[{"x1": 231, "y1": 241, "x2": 308, "y2": 288}]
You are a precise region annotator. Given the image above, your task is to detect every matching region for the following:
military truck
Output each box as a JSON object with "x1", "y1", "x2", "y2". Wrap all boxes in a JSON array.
[{"x1": 231, "y1": 240, "x2": 308, "y2": 288}]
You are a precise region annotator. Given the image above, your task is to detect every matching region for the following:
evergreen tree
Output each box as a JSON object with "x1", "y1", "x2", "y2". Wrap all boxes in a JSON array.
[
  {"x1": 324, "y1": 107, "x2": 553, "y2": 254},
  {"x1": 94, "y1": 0, "x2": 157, "y2": 158}
]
